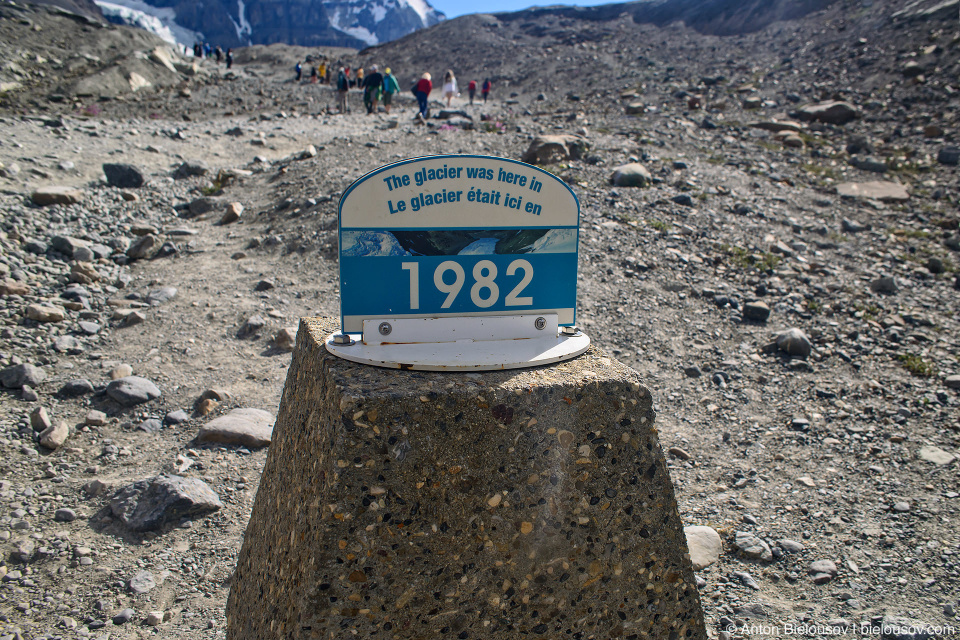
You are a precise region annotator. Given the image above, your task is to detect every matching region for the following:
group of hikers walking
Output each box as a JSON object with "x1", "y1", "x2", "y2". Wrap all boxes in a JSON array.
[
  {"x1": 193, "y1": 43, "x2": 233, "y2": 69},
  {"x1": 294, "y1": 59, "x2": 492, "y2": 118}
]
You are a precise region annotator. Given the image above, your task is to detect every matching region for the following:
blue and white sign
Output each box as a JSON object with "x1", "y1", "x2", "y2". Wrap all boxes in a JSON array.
[{"x1": 338, "y1": 155, "x2": 580, "y2": 334}]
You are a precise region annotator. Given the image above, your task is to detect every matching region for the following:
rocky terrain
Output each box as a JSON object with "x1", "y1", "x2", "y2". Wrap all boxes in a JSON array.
[{"x1": 0, "y1": 0, "x2": 959, "y2": 638}]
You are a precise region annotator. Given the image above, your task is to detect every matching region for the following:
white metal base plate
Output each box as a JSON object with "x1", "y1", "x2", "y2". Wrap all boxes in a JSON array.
[{"x1": 325, "y1": 315, "x2": 590, "y2": 371}]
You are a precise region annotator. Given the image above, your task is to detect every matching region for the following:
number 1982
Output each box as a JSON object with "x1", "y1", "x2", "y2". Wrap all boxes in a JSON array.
[{"x1": 401, "y1": 259, "x2": 534, "y2": 310}]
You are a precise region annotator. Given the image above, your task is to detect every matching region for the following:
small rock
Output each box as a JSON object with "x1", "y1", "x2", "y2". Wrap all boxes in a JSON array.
[
  {"x1": 197, "y1": 408, "x2": 274, "y2": 448},
  {"x1": 892, "y1": 501, "x2": 911, "y2": 513},
  {"x1": 237, "y1": 315, "x2": 266, "y2": 339},
  {"x1": 684, "y1": 525, "x2": 721, "y2": 570},
  {"x1": 936, "y1": 147, "x2": 960, "y2": 166},
  {"x1": 274, "y1": 326, "x2": 297, "y2": 351},
  {"x1": 1, "y1": 363, "x2": 46, "y2": 388},
  {"x1": 611, "y1": 163, "x2": 652, "y2": 187},
  {"x1": 102, "y1": 163, "x2": 145, "y2": 189},
  {"x1": 809, "y1": 559, "x2": 838, "y2": 576},
  {"x1": 111, "y1": 364, "x2": 133, "y2": 380},
  {"x1": 793, "y1": 101, "x2": 859, "y2": 125},
  {"x1": 734, "y1": 531, "x2": 773, "y2": 561},
  {"x1": 32, "y1": 186, "x2": 83, "y2": 206},
  {"x1": 128, "y1": 570, "x2": 156, "y2": 594},
  {"x1": 30, "y1": 407, "x2": 52, "y2": 431},
  {"x1": 59, "y1": 379, "x2": 93, "y2": 397},
  {"x1": 174, "y1": 161, "x2": 209, "y2": 179},
  {"x1": 145, "y1": 611, "x2": 165, "y2": 626},
  {"x1": 83, "y1": 479, "x2": 110, "y2": 496},
  {"x1": 106, "y1": 376, "x2": 161, "y2": 406},
  {"x1": 778, "y1": 539, "x2": 805, "y2": 553},
  {"x1": 26, "y1": 304, "x2": 65, "y2": 323},
  {"x1": 52, "y1": 335, "x2": 83, "y2": 353},
  {"x1": 254, "y1": 279, "x2": 274, "y2": 292},
  {"x1": 945, "y1": 375, "x2": 960, "y2": 390},
  {"x1": 164, "y1": 409, "x2": 189, "y2": 425},
  {"x1": 870, "y1": 276, "x2": 899, "y2": 295},
  {"x1": 85, "y1": 410, "x2": 107, "y2": 426},
  {"x1": 521, "y1": 134, "x2": 588, "y2": 165},
  {"x1": 39, "y1": 420, "x2": 69, "y2": 450},
  {"x1": 54, "y1": 508, "x2": 77, "y2": 522},
  {"x1": 735, "y1": 571, "x2": 760, "y2": 590},
  {"x1": 137, "y1": 418, "x2": 163, "y2": 433},
  {"x1": 220, "y1": 202, "x2": 243, "y2": 225},
  {"x1": 194, "y1": 398, "x2": 218, "y2": 416},
  {"x1": 109, "y1": 475, "x2": 222, "y2": 531},
  {"x1": 668, "y1": 446, "x2": 692, "y2": 460},
  {"x1": 113, "y1": 608, "x2": 135, "y2": 625},
  {"x1": 837, "y1": 181, "x2": 909, "y2": 202},
  {"x1": 841, "y1": 218, "x2": 869, "y2": 233},
  {"x1": 926, "y1": 257, "x2": 945, "y2": 274},
  {"x1": 919, "y1": 445, "x2": 956, "y2": 465},
  {"x1": 186, "y1": 197, "x2": 219, "y2": 217},
  {"x1": 127, "y1": 234, "x2": 160, "y2": 261},
  {"x1": 742, "y1": 301, "x2": 771, "y2": 323},
  {"x1": 776, "y1": 328, "x2": 812, "y2": 358},
  {"x1": 146, "y1": 286, "x2": 177, "y2": 305}
]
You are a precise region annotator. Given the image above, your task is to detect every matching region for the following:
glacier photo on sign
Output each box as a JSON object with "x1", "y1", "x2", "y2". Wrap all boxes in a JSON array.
[{"x1": 342, "y1": 229, "x2": 577, "y2": 257}]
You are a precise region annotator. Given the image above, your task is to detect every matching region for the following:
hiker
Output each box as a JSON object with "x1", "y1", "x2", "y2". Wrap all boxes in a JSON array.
[
  {"x1": 226, "y1": 49, "x2": 233, "y2": 69},
  {"x1": 467, "y1": 79, "x2": 477, "y2": 104},
  {"x1": 362, "y1": 64, "x2": 384, "y2": 115},
  {"x1": 482, "y1": 78, "x2": 492, "y2": 103},
  {"x1": 382, "y1": 67, "x2": 400, "y2": 114},
  {"x1": 318, "y1": 61, "x2": 327, "y2": 84},
  {"x1": 442, "y1": 69, "x2": 457, "y2": 107},
  {"x1": 356, "y1": 67, "x2": 364, "y2": 90},
  {"x1": 414, "y1": 72, "x2": 432, "y2": 121},
  {"x1": 295, "y1": 62, "x2": 302, "y2": 82},
  {"x1": 337, "y1": 67, "x2": 349, "y2": 113},
  {"x1": 310, "y1": 66, "x2": 318, "y2": 83},
  {"x1": 215, "y1": 46, "x2": 223, "y2": 63}
]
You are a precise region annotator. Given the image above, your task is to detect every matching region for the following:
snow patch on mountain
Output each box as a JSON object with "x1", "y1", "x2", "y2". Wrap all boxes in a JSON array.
[
  {"x1": 404, "y1": 0, "x2": 433, "y2": 24},
  {"x1": 94, "y1": 0, "x2": 201, "y2": 46},
  {"x1": 228, "y1": 0, "x2": 253, "y2": 43},
  {"x1": 330, "y1": 7, "x2": 379, "y2": 45}
]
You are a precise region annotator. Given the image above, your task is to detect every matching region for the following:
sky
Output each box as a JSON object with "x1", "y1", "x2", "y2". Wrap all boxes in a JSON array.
[{"x1": 429, "y1": 0, "x2": 618, "y2": 19}]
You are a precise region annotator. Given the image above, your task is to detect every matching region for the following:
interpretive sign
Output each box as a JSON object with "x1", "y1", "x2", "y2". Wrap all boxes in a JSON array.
[{"x1": 338, "y1": 155, "x2": 580, "y2": 334}]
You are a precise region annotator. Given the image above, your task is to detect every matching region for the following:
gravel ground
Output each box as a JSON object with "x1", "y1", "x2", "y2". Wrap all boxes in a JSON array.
[{"x1": 0, "y1": 0, "x2": 959, "y2": 638}]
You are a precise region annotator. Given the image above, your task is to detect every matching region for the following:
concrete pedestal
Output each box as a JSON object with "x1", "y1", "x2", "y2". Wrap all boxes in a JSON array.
[{"x1": 227, "y1": 318, "x2": 705, "y2": 640}]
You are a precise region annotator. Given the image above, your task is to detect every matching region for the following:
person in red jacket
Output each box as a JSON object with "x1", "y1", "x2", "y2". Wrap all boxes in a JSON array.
[
  {"x1": 467, "y1": 79, "x2": 477, "y2": 105},
  {"x1": 414, "y1": 72, "x2": 432, "y2": 121},
  {"x1": 482, "y1": 78, "x2": 492, "y2": 103}
]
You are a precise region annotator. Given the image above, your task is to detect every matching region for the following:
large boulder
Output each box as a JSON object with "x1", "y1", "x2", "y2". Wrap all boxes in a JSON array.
[
  {"x1": 521, "y1": 135, "x2": 588, "y2": 165},
  {"x1": 793, "y1": 101, "x2": 859, "y2": 125}
]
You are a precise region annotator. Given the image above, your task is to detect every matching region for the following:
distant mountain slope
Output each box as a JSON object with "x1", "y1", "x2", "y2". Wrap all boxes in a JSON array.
[{"x1": 95, "y1": 0, "x2": 444, "y2": 49}]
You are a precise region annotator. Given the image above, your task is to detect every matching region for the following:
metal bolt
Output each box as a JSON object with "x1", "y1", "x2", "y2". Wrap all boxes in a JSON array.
[
  {"x1": 332, "y1": 333, "x2": 354, "y2": 346},
  {"x1": 534, "y1": 316, "x2": 546, "y2": 330},
  {"x1": 378, "y1": 322, "x2": 392, "y2": 336},
  {"x1": 561, "y1": 325, "x2": 578, "y2": 336}
]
